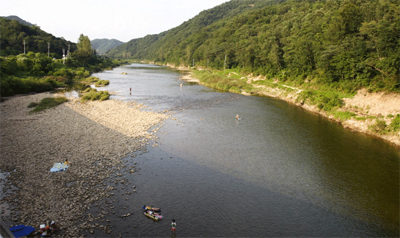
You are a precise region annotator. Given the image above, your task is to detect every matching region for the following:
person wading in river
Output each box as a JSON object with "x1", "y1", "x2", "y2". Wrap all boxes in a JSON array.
[{"x1": 170, "y1": 219, "x2": 176, "y2": 236}]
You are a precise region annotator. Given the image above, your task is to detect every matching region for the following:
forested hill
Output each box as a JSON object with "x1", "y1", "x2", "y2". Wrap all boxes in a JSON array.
[
  {"x1": 3, "y1": 15, "x2": 33, "y2": 26},
  {"x1": 91, "y1": 38, "x2": 124, "y2": 54},
  {"x1": 0, "y1": 17, "x2": 77, "y2": 57},
  {"x1": 107, "y1": 0, "x2": 399, "y2": 92},
  {"x1": 106, "y1": 0, "x2": 285, "y2": 58}
]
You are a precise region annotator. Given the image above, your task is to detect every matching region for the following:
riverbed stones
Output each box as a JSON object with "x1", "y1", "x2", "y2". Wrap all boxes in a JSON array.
[{"x1": 0, "y1": 92, "x2": 169, "y2": 236}]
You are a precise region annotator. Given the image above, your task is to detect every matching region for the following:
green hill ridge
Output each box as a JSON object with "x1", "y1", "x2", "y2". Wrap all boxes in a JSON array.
[
  {"x1": 107, "y1": 0, "x2": 399, "y2": 93},
  {"x1": 91, "y1": 38, "x2": 124, "y2": 54}
]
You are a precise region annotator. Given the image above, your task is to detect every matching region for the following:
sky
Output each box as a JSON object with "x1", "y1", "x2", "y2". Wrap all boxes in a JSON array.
[{"x1": 1, "y1": 0, "x2": 228, "y2": 43}]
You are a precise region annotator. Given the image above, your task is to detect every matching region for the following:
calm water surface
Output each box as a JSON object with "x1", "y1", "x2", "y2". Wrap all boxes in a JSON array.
[{"x1": 88, "y1": 63, "x2": 399, "y2": 237}]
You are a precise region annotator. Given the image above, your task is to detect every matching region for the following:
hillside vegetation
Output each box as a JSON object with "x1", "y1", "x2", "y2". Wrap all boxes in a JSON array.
[
  {"x1": 107, "y1": 0, "x2": 283, "y2": 59},
  {"x1": 2, "y1": 15, "x2": 34, "y2": 27},
  {"x1": 108, "y1": 0, "x2": 399, "y2": 93},
  {"x1": 92, "y1": 38, "x2": 124, "y2": 54},
  {"x1": 0, "y1": 17, "x2": 78, "y2": 57}
]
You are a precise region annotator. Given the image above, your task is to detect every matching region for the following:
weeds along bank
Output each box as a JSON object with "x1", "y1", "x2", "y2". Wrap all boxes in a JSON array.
[{"x1": 177, "y1": 67, "x2": 400, "y2": 147}]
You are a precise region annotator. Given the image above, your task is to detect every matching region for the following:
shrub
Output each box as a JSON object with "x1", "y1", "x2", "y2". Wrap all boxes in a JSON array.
[
  {"x1": 297, "y1": 90, "x2": 343, "y2": 112},
  {"x1": 81, "y1": 89, "x2": 110, "y2": 102},
  {"x1": 85, "y1": 76, "x2": 99, "y2": 83},
  {"x1": 23, "y1": 77, "x2": 54, "y2": 93},
  {"x1": 95, "y1": 80, "x2": 110, "y2": 87},
  {"x1": 83, "y1": 87, "x2": 95, "y2": 93}
]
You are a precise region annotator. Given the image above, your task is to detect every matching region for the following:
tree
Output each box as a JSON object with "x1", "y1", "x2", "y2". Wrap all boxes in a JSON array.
[{"x1": 73, "y1": 34, "x2": 92, "y2": 66}]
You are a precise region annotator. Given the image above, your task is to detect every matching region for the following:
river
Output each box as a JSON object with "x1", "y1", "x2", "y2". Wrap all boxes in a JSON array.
[{"x1": 89, "y1": 63, "x2": 399, "y2": 237}]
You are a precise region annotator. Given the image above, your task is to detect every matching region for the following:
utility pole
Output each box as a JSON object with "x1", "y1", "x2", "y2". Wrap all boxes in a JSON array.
[
  {"x1": 48, "y1": 42, "x2": 50, "y2": 57},
  {"x1": 224, "y1": 54, "x2": 227, "y2": 71},
  {"x1": 23, "y1": 40, "x2": 26, "y2": 54}
]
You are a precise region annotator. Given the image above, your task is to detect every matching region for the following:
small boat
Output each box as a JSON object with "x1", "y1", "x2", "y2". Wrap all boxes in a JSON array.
[
  {"x1": 143, "y1": 210, "x2": 163, "y2": 221},
  {"x1": 142, "y1": 205, "x2": 161, "y2": 212}
]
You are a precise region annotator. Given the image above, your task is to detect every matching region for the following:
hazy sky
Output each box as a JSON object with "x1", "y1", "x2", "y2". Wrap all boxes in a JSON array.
[{"x1": 1, "y1": 0, "x2": 228, "y2": 43}]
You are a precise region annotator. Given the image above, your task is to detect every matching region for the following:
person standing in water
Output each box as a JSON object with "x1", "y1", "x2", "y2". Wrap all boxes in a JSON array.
[{"x1": 170, "y1": 219, "x2": 177, "y2": 236}]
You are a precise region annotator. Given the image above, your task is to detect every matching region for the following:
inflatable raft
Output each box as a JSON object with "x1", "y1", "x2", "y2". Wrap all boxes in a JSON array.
[
  {"x1": 142, "y1": 205, "x2": 160, "y2": 212},
  {"x1": 143, "y1": 210, "x2": 163, "y2": 221}
]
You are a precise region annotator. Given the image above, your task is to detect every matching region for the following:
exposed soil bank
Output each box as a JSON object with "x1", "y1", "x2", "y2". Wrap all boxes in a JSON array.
[
  {"x1": 0, "y1": 92, "x2": 169, "y2": 236},
  {"x1": 178, "y1": 69, "x2": 400, "y2": 147}
]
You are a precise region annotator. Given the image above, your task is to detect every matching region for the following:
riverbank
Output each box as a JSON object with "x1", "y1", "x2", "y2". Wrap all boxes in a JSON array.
[
  {"x1": 0, "y1": 92, "x2": 169, "y2": 236},
  {"x1": 179, "y1": 69, "x2": 400, "y2": 147}
]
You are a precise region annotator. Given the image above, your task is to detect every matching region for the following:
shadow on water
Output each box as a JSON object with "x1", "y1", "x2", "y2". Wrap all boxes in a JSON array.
[{"x1": 84, "y1": 143, "x2": 398, "y2": 237}]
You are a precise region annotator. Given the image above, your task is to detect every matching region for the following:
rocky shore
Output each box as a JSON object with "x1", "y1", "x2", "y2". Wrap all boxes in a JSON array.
[{"x1": 0, "y1": 92, "x2": 169, "y2": 236}]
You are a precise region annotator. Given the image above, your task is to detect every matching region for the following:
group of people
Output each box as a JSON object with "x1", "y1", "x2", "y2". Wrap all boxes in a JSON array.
[{"x1": 27, "y1": 221, "x2": 61, "y2": 237}]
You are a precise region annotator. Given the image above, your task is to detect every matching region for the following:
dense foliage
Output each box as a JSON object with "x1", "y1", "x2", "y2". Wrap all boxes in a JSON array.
[
  {"x1": 0, "y1": 17, "x2": 77, "y2": 57},
  {"x1": 0, "y1": 51, "x2": 122, "y2": 97},
  {"x1": 108, "y1": 0, "x2": 399, "y2": 93},
  {"x1": 92, "y1": 39, "x2": 124, "y2": 54}
]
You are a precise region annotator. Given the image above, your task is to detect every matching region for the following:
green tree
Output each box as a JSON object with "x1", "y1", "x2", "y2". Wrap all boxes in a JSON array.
[{"x1": 73, "y1": 34, "x2": 92, "y2": 66}]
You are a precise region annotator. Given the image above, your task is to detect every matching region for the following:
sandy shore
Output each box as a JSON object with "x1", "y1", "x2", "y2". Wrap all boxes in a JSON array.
[{"x1": 0, "y1": 92, "x2": 169, "y2": 236}]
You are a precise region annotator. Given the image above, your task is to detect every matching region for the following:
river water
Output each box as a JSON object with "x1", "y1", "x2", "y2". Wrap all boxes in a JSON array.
[{"x1": 89, "y1": 63, "x2": 399, "y2": 237}]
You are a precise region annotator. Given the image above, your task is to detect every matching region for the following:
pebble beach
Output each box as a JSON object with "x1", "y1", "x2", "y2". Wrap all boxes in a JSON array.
[{"x1": 0, "y1": 92, "x2": 169, "y2": 236}]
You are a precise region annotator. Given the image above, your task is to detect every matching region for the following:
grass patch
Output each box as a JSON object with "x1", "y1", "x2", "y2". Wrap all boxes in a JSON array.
[
  {"x1": 296, "y1": 90, "x2": 343, "y2": 112},
  {"x1": 332, "y1": 111, "x2": 356, "y2": 121},
  {"x1": 29, "y1": 97, "x2": 68, "y2": 112},
  {"x1": 368, "y1": 114, "x2": 400, "y2": 134},
  {"x1": 81, "y1": 88, "x2": 110, "y2": 102},
  {"x1": 27, "y1": 102, "x2": 39, "y2": 108},
  {"x1": 355, "y1": 117, "x2": 367, "y2": 121},
  {"x1": 193, "y1": 70, "x2": 248, "y2": 93},
  {"x1": 388, "y1": 114, "x2": 400, "y2": 132},
  {"x1": 84, "y1": 76, "x2": 99, "y2": 83},
  {"x1": 95, "y1": 80, "x2": 110, "y2": 87}
]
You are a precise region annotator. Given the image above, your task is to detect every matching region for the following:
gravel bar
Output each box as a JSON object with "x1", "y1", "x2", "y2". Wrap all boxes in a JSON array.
[{"x1": 0, "y1": 92, "x2": 169, "y2": 236}]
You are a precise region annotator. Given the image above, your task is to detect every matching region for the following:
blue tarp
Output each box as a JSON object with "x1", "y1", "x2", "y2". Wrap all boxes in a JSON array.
[
  {"x1": 9, "y1": 225, "x2": 35, "y2": 237},
  {"x1": 50, "y1": 163, "x2": 68, "y2": 172}
]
